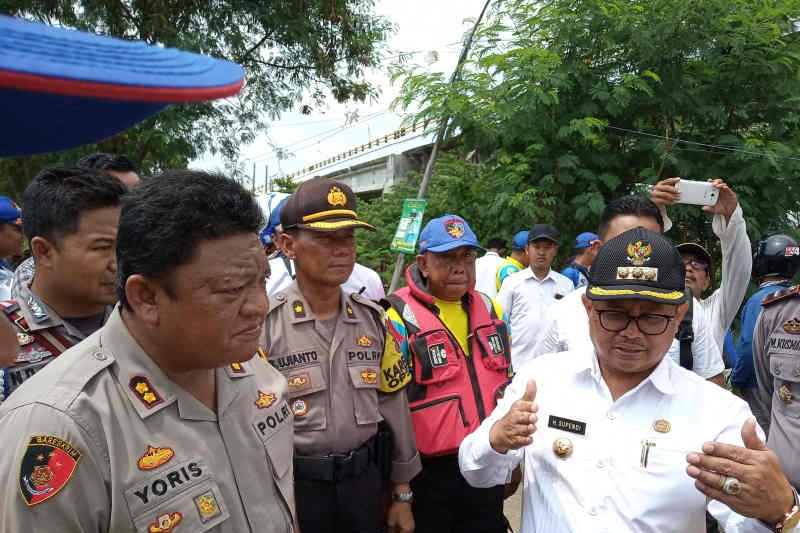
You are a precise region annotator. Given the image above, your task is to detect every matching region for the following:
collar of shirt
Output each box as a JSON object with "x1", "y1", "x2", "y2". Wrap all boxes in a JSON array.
[
  {"x1": 573, "y1": 347, "x2": 678, "y2": 397},
  {"x1": 519, "y1": 267, "x2": 559, "y2": 284},
  {"x1": 277, "y1": 282, "x2": 363, "y2": 326},
  {"x1": 104, "y1": 307, "x2": 253, "y2": 421},
  {"x1": 13, "y1": 281, "x2": 112, "y2": 339}
]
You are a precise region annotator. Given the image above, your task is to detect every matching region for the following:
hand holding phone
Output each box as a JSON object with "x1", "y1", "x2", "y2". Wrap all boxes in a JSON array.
[{"x1": 675, "y1": 179, "x2": 720, "y2": 206}]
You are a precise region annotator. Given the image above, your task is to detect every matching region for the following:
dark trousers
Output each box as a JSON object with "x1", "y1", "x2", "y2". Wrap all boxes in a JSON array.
[
  {"x1": 411, "y1": 454, "x2": 508, "y2": 533},
  {"x1": 295, "y1": 460, "x2": 383, "y2": 533}
]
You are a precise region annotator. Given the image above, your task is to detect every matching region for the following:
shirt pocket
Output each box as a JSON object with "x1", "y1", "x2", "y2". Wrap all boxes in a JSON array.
[
  {"x1": 772, "y1": 353, "x2": 800, "y2": 418},
  {"x1": 347, "y1": 363, "x2": 382, "y2": 425},
  {"x1": 252, "y1": 398, "x2": 294, "y2": 481},
  {"x1": 284, "y1": 363, "x2": 328, "y2": 431},
  {"x1": 125, "y1": 460, "x2": 230, "y2": 533}
]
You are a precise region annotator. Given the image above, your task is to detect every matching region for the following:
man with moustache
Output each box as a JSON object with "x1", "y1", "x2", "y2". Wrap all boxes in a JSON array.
[
  {"x1": 264, "y1": 178, "x2": 420, "y2": 533},
  {"x1": 0, "y1": 166, "x2": 126, "y2": 401},
  {"x1": 460, "y1": 227, "x2": 799, "y2": 532},
  {"x1": 532, "y1": 196, "x2": 724, "y2": 384},
  {"x1": 0, "y1": 170, "x2": 295, "y2": 531}
]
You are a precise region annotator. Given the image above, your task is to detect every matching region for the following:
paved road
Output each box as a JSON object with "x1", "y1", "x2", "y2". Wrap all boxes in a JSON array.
[{"x1": 504, "y1": 488, "x2": 522, "y2": 532}]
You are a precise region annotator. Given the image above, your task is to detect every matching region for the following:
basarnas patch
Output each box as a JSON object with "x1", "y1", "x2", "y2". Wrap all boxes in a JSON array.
[{"x1": 18, "y1": 435, "x2": 82, "y2": 506}]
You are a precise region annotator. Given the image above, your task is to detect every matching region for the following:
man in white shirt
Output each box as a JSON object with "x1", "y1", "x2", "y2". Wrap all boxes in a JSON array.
[
  {"x1": 497, "y1": 224, "x2": 573, "y2": 369},
  {"x1": 650, "y1": 177, "x2": 751, "y2": 353},
  {"x1": 475, "y1": 237, "x2": 507, "y2": 297},
  {"x1": 532, "y1": 196, "x2": 724, "y2": 384},
  {"x1": 459, "y1": 227, "x2": 799, "y2": 533}
]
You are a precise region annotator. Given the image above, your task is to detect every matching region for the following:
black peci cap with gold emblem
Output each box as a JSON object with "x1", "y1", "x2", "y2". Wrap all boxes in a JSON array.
[
  {"x1": 586, "y1": 226, "x2": 688, "y2": 304},
  {"x1": 279, "y1": 177, "x2": 375, "y2": 232}
]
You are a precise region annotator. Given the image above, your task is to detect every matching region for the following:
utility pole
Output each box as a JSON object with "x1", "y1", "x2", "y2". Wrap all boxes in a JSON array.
[
  {"x1": 252, "y1": 162, "x2": 256, "y2": 192},
  {"x1": 387, "y1": 0, "x2": 494, "y2": 292}
]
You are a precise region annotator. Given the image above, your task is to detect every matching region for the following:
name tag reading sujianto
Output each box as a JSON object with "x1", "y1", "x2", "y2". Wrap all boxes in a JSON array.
[{"x1": 548, "y1": 415, "x2": 587, "y2": 435}]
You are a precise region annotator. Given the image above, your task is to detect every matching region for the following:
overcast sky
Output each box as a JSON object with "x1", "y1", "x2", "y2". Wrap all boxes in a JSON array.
[{"x1": 192, "y1": 0, "x2": 487, "y2": 188}]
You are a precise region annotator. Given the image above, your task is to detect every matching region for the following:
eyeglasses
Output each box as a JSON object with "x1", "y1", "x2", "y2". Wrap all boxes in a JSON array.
[
  {"x1": 594, "y1": 309, "x2": 676, "y2": 335},
  {"x1": 682, "y1": 258, "x2": 709, "y2": 271}
]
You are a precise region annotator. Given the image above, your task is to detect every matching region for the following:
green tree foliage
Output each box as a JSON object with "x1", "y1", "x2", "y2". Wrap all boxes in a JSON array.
[
  {"x1": 392, "y1": 0, "x2": 800, "y2": 267},
  {"x1": 0, "y1": 0, "x2": 390, "y2": 196}
]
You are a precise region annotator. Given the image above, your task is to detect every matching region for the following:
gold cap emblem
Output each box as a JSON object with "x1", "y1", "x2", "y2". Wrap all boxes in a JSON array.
[
  {"x1": 626, "y1": 241, "x2": 652, "y2": 266},
  {"x1": 327, "y1": 186, "x2": 347, "y2": 207}
]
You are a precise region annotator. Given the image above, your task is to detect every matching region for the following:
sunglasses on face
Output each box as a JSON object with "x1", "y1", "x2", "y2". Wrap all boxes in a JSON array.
[{"x1": 682, "y1": 258, "x2": 709, "y2": 271}]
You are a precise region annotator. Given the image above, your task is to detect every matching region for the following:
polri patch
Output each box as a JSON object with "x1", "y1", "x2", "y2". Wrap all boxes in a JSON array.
[
  {"x1": 428, "y1": 343, "x2": 447, "y2": 367},
  {"x1": 18, "y1": 435, "x2": 82, "y2": 506},
  {"x1": 548, "y1": 415, "x2": 587, "y2": 435},
  {"x1": 129, "y1": 376, "x2": 164, "y2": 409}
]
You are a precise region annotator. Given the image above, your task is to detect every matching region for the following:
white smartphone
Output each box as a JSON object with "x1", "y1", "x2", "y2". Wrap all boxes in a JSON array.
[{"x1": 675, "y1": 179, "x2": 719, "y2": 206}]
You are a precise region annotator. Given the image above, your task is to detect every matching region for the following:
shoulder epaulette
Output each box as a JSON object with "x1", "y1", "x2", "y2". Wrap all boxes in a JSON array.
[
  {"x1": 267, "y1": 291, "x2": 290, "y2": 313},
  {"x1": 350, "y1": 292, "x2": 384, "y2": 316},
  {"x1": 761, "y1": 285, "x2": 800, "y2": 307}
]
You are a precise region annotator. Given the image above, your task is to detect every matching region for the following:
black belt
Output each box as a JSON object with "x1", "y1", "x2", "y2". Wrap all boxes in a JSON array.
[{"x1": 294, "y1": 435, "x2": 377, "y2": 482}]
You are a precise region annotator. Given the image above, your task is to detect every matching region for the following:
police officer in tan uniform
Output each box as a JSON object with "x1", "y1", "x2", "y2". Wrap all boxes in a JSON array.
[
  {"x1": 0, "y1": 171, "x2": 295, "y2": 532},
  {"x1": 753, "y1": 284, "x2": 800, "y2": 489},
  {"x1": 0, "y1": 166, "x2": 126, "y2": 401},
  {"x1": 265, "y1": 178, "x2": 421, "y2": 533}
]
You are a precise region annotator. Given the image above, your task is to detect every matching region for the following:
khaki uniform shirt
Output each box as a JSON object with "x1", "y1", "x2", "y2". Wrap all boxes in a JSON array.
[
  {"x1": 753, "y1": 293, "x2": 800, "y2": 487},
  {"x1": 264, "y1": 283, "x2": 421, "y2": 483},
  {"x1": 0, "y1": 308, "x2": 295, "y2": 533},
  {"x1": 1, "y1": 282, "x2": 112, "y2": 401}
]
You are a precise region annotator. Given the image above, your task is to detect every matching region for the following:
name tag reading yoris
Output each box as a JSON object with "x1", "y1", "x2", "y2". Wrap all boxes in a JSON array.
[{"x1": 548, "y1": 415, "x2": 587, "y2": 435}]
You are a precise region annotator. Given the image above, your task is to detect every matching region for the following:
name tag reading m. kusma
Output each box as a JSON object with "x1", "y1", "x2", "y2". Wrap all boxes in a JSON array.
[{"x1": 548, "y1": 415, "x2": 587, "y2": 435}]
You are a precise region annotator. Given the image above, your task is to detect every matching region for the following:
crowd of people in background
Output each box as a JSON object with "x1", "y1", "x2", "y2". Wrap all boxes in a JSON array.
[{"x1": 0, "y1": 155, "x2": 797, "y2": 533}]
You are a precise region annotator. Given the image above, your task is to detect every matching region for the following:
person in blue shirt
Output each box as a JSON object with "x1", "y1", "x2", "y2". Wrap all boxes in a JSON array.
[
  {"x1": 560, "y1": 231, "x2": 599, "y2": 288},
  {"x1": 733, "y1": 233, "x2": 799, "y2": 427}
]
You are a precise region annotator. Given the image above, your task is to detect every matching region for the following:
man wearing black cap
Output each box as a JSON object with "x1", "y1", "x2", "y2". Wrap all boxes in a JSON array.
[
  {"x1": 460, "y1": 227, "x2": 799, "y2": 532},
  {"x1": 263, "y1": 178, "x2": 420, "y2": 533},
  {"x1": 497, "y1": 224, "x2": 573, "y2": 369}
]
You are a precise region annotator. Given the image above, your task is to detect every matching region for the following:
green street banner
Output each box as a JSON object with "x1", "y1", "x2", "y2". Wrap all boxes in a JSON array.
[{"x1": 390, "y1": 199, "x2": 427, "y2": 254}]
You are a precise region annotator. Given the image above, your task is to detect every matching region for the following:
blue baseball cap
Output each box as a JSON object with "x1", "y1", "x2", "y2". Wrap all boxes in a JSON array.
[
  {"x1": 574, "y1": 231, "x2": 599, "y2": 249},
  {"x1": 511, "y1": 230, "x2": 529, "y2": 251},
  {"x1": 419, "y1": 214, "x2": 483, "y2": 254},
  {"x1": 0, "y1": 197, "x2": 22, "y2": 226}
]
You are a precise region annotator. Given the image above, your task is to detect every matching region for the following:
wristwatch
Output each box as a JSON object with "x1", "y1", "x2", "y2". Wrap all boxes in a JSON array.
[
  {"x1": 777, "y1": 505, "x2": 800, "y2": 532},
  {"x1": 392, "y1": 490, "x2": 414, "y2": 503}
]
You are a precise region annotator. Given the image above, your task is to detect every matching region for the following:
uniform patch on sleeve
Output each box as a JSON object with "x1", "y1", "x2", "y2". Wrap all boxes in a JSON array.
[
  {"x1": 380, "y1": 331, "x2": 411, "y2": 392},
  {"x1": 18, "y1": 435, "x2": 82, "y2": 506}
]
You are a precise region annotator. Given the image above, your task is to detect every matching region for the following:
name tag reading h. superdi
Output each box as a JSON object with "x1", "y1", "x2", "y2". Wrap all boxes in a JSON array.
[{"x1": 548, "y1": 415, "x2": 587, "y2": 435}]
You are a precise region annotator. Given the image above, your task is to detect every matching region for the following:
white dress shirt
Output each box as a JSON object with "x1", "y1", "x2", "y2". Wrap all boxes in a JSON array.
[
  {"x1": 475, "y1": 251, "x2": 507, "y2": 297},
  {"x1": 458, "y1": 350, "x2": 770, "y2": 533},
  {"x1": 266, "y1": 258, "x2": 386, "y2": 301},
  {"x1": 496, "y1": 268, "x2": 574, "y2": 369},
  {"x1": 531, "y1": 290, "x2": 724, "y2": 379},
  {"x1": 664, "y1": 205, "x2": 751, "y2": 353}
]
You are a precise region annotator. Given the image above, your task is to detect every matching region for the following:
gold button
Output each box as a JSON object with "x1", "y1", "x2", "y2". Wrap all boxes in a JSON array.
[
  {"x1": 553, "y1": 437, "x2": 573, "y2": 459},
  {"x1": 653, "y1": 419, "x2": 671, "y2": 433}
]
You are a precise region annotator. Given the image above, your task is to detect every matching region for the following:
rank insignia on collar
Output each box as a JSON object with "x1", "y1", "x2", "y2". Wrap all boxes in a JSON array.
[
  {"x1": 129, "y1": 376, "x2": 164, "y2": 409},
  {"x1": 147, "y1": 511, "x2": 182, "y2": 532},
  {"x1": 291, "y1": 398, "x2": 309, "y2": 416},
  {"x1": 356, "y1": 334, "x2": 374, "y2": 347},
  {"x1": 626, "y1": 241, "x2": 652, "y2": 266},
  {"x1": 16, "y1": 332, "x2": 34, "y2": 346},
  {"x1": 137, "y1": 445, "x2": 174, "y2": 471},
  {"x1": 194, "y1": 490, "x2": 221, "y2": 523},
  {"x1": 361, "y1": 368, "x2": 378, "y2": 385},
  {"x1": 292, "y1": 301, "x2": 306, "y2": 318},
  {"x1": 257, "y1": 346, "x2": 268, "y2": 361},
  {"x1": 18, "y1": 435, "x2": 81, "y2": 506},
  {"x1": 230, "y1": 362, "x2": 246, "y2": 374},
  {"x1": 255, "y1": 391, "x2": 277, "y2": 409},
  {"x1": 346, "y1": 304, "x2": 355, "y2": 319},
  {"x1": 26, "y1": 295, "x2": 49, "y2": 323},
  {"x1": 783, "y1": 318, "x2": 800, "y2": 335}
]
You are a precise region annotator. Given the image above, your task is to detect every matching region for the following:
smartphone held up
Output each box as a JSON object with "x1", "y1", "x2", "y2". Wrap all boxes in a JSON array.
[{"x1": 674, "y1": 179, "x2": 719, "y2": 206}]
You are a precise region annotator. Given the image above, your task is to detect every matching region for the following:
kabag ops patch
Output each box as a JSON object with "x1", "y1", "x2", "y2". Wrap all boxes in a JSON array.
[{"x1": 19, "y1": 435, "x2": 81, "y2": 506}]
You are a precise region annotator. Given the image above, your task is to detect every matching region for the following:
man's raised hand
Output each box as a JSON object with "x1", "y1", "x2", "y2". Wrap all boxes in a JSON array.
[{"x1": 489, "y1": 379, "x2": 538, "y2": 454}]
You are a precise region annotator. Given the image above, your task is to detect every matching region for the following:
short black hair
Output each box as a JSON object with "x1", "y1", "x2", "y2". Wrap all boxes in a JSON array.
[
  {"x1": 598, "y1": 195, "x2": 664, "y2": 240},
  {"x1": 117, "y1": 170, "x2": 265, "y2": 310},
  {"x1": 486, "y1": 237, "x2": 507, "y2": 250},
  {"x1": 76, "y1": 153, "x2": 138, "y2": 173},
  {"x1": 22, "y1": 166, "x2": 128, "y2": 246}
]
